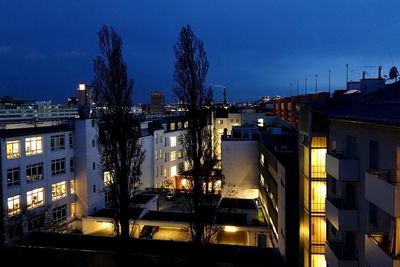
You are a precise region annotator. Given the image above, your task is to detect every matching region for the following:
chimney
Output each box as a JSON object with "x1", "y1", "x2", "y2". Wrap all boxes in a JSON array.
[
  {"x1": 362, "y1": 71, "x2": 366, "y2": 80},
  {"x1": 378, "y1": 66, "x2": 382, "y2": 79}
]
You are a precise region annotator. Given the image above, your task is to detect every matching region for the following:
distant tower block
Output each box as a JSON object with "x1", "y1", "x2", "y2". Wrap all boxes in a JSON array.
[
  {"x1": 223, "y1": 87, "x2": 227, "y2": 104},
  {"x1": 77, "y1": 83, "x2": 91, "y2": 106},
  {"x1": 150, "y1": 92, "x2": 165, "y2": 114}
]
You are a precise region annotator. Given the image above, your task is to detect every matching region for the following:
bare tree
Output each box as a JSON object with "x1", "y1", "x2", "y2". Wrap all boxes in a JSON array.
[
  {"x1": 93, "y1": 25, "x2": 144, "y2": 239},
  {"x1": 173, "y1": 25, "x2": 219, "y2": 244}
]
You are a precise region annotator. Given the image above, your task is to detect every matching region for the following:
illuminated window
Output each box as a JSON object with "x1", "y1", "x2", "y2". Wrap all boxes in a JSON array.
[
  {"x1": 184, "y1": 121, "x2": 188, "y2": 128},
  {"x1": 52, "y1": 181, "x2": 67, "y2": 201},
  {"x1": 26, "y1": 163, "x2": 44, "y2": 182},
  {"x1": 311, "y1": 254, "x2": 326, "y2": 267},
  {"x1": 7, "y1": 195, "x2": 21, "y2": 216},
  {"x1": 71, "y1": 203, "x2": 75, "y2": 217},
  {"x1": 104, "y1": 171, "x2": 113, "y2": 186},
  {"x1": 155, "y1": 149, "x2": 158, "y2": 160},
  {"x1": 25, "y1": 137, "x2": 43, "y2": 156},
  {"x1": 171, "y1": 151, "x2": 176, "y2": 161},
  {"x1": 27, "y1": 188, "x2": 45, "y2": 209},
  {"x1": 311, "y1": 149, "x2": 327, "y2": 178},
  {"x1": 178, "y1": 149, "x2": 183, "y2": 159},
  {"x1": 311, "y1": 181, "x2": 326, "y2": 212},
  {"x1": 7, "y1": 167, "x2": 20, "y2": 187},
  {"x1": 258, "y1": 118, "x2": 264, "y2": 127},
  {"x1": 70, "y1": 180, "x2": 75, "y2": 194},
  {"x1": 170, "y1": 122, "x2": 175, "y2": 131},
  {"x1": 51, "y1": 158, "x2": 65, "y2": 175},
  {"x1": 177, "y1": 122, "x2": 182, "y2": 129},
  {"x1": 260, "y1": 174, "x2": 265, "y2": 187},
  {"x1": 52, "y1": 204, "x2": 67, "y2": 224},
  {"x1": 159, "y1": 148, "x2": 163, "y2": 159},
  {"x1": 260, "y1": 153, "x2": 264, "y2": 165},
  {"x1": 311, "y1": 215, "x2": 326, "y2": 249},
  {"x1": 184, "y1": 161, "x2": 190, "y2": 171},
  {"x1": 170, "y1": 136, "x2": 177, "y2": 147},
  {"x1": 170, "y1": 165, "x2": 177, "y2": 177},
  {"x1": 218, "y1": 120, "x2": 224, "y2": 125},
  {"x1": 50, "y1": 134, "x2": 65, "y2": 151},
  {"x1": 6, "y1": 140, "x2": 20, "y2": 159}
]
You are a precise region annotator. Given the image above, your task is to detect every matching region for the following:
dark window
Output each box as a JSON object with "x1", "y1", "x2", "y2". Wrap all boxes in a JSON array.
[
  {"x1": 92, "y1": 139, "x2": 95, "y2": 147},
  {"x1": 7, "y1": 167, "x2": 20, "y2": 187},
  {"x1": 92, "y1": 162, "x2": 96, "y2": 170},
  {"x1": 51, "y1": 158, "x2": 65, "y2": 175},
  {"x1": 52, "y1": 204, "x2": 67, "y2": 224},
  {"x1": 26, "y1": 163, "x2": 44, "y2": 182},
  {"x1": 93, "y1": 184, "x2": 96, "y2": 193},
  {"x1": 369, "y1": 140, "x2": 379, "y2": 170},
  {"x1": 69, "y1": 133, "x2": 73, "y2": 148},
  {"x1": 70, "y1": 158, "x2": 74, "y2": 172}
]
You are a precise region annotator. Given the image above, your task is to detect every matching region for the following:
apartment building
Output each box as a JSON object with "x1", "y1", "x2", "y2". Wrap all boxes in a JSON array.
[
  {"x1": 0, "y1": 109, "x2": 191, "y2": 244},
  {"x1": 325, "y1": 81, "x2": 400, "y2": 267},
  {"x1": 298, "y1": 100, "x2": 329, "y2": 267}
]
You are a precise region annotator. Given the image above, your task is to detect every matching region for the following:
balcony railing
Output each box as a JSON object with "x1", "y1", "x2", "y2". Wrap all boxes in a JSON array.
[
  {"x1": 368, "y1": 232, "x2": 400, "y2": 259},
  {"x1": 326, "y1": 240, "x2": 357, "y2": 260},
  {"x1": 367, "y1": 169, "x2": 395, "y2": 184}
]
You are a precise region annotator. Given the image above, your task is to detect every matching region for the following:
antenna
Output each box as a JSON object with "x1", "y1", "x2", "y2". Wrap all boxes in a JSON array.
[
  {"x1": 305, "y1": 78, "x2": 307, "y2": 95},
  {"x1": 328, "y1": 70, "x2": 331, "y2": 94},
  {"x1": 346, "y1": 64, "x2": 349, "y2": 84},
  {"x1": 315, "y1": 74, "x2": 318, "y2": 93},
  {"x1": 290, "y1": 83, "x2": 293, "y2": 97}
]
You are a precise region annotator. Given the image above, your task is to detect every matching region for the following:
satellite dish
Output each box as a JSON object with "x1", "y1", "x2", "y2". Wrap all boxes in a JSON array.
[{"x1": 389, "y1": 66, "x2": 398, "y2": 80}]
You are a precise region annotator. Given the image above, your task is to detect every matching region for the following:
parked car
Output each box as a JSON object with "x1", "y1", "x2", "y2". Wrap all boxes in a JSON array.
[{"x1": 139, "y1": 225, "x2": 159, "y2": 239}]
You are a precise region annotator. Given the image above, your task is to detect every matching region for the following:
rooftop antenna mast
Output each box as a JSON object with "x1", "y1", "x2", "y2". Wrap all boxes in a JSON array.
[
  {"x1": 305, "y1": 78, "x2": 307, "y2": 95},
  {"x1": 315, "y1": 74, "x2": 318, "y2": 93},
  {"x1": 290, "y1": 83, "x2": 293, "y2": 97},
  {"x1": 346, "y1": 64, "x2": 349, "y2": 84},
  {"x1": 328, "y1": 70, "x2": 331, "y2": 94}
]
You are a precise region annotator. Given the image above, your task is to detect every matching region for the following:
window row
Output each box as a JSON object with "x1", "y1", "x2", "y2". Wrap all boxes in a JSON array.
[
  {"x1": 7, "y1": 158, "x2": 74, "y2": 187},
  {"x1": 7, "y1": 180, "x2": 75, "y2": 216},
  {"x1": 6, "y1": 134, "x2": 73, "y2": 159}
]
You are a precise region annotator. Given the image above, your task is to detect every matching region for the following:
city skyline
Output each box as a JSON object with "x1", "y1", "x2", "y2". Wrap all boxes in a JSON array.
[{"x1": 1, "y1": 0, "x2": 400, "y2": 103}]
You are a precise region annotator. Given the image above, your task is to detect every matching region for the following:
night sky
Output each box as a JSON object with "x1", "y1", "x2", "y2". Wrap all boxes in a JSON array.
[{"x1": 1, "y1": 0, "x2": 400, "y2": 104}]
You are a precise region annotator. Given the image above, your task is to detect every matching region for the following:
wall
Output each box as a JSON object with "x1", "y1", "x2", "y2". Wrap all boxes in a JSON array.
[{"x1": 221, "y1": 140, "x2": 259, "y2": 198}]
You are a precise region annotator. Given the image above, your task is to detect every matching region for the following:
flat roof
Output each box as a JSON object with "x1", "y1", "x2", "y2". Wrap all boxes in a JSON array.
[
  {"x1": 0, "y1": 124, "x2": 72, "y2": 138},
  {"x1": 89, "y1": 208, "x2": 144, "y2": 220},
  {"x1": 130, "y1": 194, "x2": 157, "y2": 204},
  {"x1": 219, "y1": 198, "x2": 256, "y2": 210}
]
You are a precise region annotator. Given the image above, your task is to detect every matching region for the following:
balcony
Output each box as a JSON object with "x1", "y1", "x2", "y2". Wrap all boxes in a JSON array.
[
  {"x1": 326, "y1": 198, "x2": 358, "y2": 232},
  {"x1": 365, "y1": 233, "x2": 400, "y2": 267},
  {"x1": 326, "y1": 152, "x2": 359, "y2": 181},
  {"x1": 365, "y1": 170, "x2": 400, "y2": 217},
  {"x1": 326, "y1": 241, "x2": 358, "y2": 267}
]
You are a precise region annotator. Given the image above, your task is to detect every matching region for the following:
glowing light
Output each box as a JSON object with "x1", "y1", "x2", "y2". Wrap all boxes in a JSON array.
[
  {"x1": 181, "y1": 178, "x2": 188, "y2": 188},
  {"x1": 224, "y1": 226, "x2": 238, "y2": 233},
  {"x1": 78, "y1": 84, "x2": 86, "y2": 91}
]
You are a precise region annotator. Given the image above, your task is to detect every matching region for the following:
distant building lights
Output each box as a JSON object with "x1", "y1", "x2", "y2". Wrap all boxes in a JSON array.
[{"x1": 78, "y1": 84, "x2": 86, "y2": 91}]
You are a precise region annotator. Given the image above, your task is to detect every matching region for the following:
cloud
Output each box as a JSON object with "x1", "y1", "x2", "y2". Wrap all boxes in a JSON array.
[
  {"x1": 25, "y1": 48, "x2": 46, "y2": 60},
  {"x1": 58, "y1": 51, "x2": 88, "y2": 58},
  {"x1": 0, "y1": 45, "x2": 14, "y2": 55}
]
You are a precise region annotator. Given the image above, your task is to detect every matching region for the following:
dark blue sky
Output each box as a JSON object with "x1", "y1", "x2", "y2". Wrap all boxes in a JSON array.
[{"x1": 1, "y1": 0, "x2": 400, "y2": 104}]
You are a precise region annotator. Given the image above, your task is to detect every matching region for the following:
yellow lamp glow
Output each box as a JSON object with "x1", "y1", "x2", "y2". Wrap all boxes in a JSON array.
[{"x1": 224, "y1": 226, "x2": 238, "y2": 233}]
